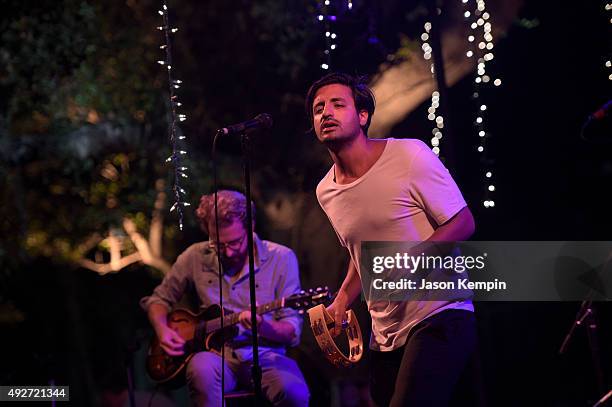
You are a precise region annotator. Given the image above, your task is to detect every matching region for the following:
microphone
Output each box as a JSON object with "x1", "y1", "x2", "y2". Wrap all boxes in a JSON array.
[
  {"x1": 589, "y1": 100, "x2": 611, "y2": 121},
  {"x1": 219, "y1": 113, "x2": 273, "y2": 135},
  {"x1": 581, "y1": 100, "x2": 611, "y2": 144}
]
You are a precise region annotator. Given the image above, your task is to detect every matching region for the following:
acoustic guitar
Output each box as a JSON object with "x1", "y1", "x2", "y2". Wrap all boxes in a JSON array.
[{"x1": 146, "y1": 287, "x2": 330, "y2": 386}]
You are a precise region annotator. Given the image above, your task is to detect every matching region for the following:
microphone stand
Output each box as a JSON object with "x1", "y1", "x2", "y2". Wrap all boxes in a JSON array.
[
  {"x1": 241, "y1": 133, "x2": 263, "y2": 404},
  {"x1": 559, "y1": 299, "x2": 605, "y2": 398}
]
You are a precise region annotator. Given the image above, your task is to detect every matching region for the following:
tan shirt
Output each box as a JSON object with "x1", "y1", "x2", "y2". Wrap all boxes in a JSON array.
[{"x1": 316, "y1": 138, "x2": 473, "y2": 351}]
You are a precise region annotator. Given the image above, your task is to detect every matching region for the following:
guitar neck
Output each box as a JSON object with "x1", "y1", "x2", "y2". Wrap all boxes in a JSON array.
[{"x1": 205, "y1": 298, "x2": 285, "y2": 333}]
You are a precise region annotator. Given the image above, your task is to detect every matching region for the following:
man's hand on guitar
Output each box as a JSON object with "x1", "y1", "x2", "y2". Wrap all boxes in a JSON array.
[
  {"x1": 156, "y1": 325, "x2": 186, "y2": 356},
  {"x1": 238, "y1": 310, "x2": 262, "y2": 330}
]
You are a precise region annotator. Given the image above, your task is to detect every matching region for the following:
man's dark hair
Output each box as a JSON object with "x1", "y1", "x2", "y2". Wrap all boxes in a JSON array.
[{"x1": 305, "y1": 72, "x2": 376, "y2": 135}]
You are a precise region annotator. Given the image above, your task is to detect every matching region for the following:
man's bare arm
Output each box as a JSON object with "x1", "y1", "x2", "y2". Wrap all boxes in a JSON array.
[
  {"x1": 327, "y1": 259, "x2": 362, "y2": 336},
  {"x1": 412, "y1": 206, "x2": 476, "y2": 257},
  {"x1": 428, "y1": 206, "x2": 475, "y2": 242}
]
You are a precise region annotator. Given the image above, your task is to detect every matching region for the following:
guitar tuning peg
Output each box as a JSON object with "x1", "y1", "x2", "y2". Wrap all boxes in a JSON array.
[
  {"x1": 298, "y1": 310, "x2": 304, "y2": 315},
  {"x1": 300, "y1": 290, "x2": 305, "y2": 295}
]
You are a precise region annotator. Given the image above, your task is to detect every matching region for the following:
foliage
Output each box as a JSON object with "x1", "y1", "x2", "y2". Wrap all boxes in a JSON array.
[{"x1": 0, "y1": 0, "x2": 322, "y2": 279}]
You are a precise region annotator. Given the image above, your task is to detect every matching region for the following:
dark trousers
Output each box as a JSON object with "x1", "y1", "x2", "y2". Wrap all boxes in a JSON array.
[{"x1": 370, "y1": 309, "x2": 481, "y2": 407}]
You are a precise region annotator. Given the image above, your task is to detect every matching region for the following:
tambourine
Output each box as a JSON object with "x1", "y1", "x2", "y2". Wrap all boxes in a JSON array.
[{"x1": 307, "y1": 304, "x2": 363, "y2": 367}]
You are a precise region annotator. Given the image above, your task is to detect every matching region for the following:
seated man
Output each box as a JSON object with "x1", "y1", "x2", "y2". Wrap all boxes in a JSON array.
[{"x1": 140, "y1": 190, "x2": 309, "y2": 407}]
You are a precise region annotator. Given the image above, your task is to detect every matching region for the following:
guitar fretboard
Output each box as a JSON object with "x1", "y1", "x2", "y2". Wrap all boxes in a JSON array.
[{"x1": 205, "y1": 298, "x2": 285, "y2": 333}]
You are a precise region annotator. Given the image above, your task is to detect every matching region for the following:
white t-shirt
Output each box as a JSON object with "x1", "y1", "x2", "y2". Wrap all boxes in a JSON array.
[{"x1": 316, "y1": 138, "x2": 474, "y2": 351}]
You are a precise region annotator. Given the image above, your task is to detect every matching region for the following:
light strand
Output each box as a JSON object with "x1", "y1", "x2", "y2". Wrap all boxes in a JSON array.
[
  {"x1": 158, "y1": 1, "x2": 190, "y2": 229},
  {"x1": 606, "y1": 2, "x2": 612, "y2": 81},
  {"x1": 318, "y1": 0, "x2": 339, "y2": 70},
  {"x1": 461, "y1": 0, "x2": 500, "y2": 208},
  {"x1": 420, "y1": 21, "x2": 444, "y2": 156}
]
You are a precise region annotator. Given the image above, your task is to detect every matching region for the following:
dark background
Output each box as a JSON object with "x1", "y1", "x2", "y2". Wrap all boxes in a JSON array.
[{"x1": 1, "y1": 0, "x2": 610, "y2": 406}]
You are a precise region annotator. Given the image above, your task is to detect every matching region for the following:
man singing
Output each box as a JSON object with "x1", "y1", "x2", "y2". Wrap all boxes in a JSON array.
[
  {"x1": 307, "y1": 72, "x2": 478, "y2": 406},
  {"x1": 141, "y1": 190, "x2": 309, "y2": 406}
]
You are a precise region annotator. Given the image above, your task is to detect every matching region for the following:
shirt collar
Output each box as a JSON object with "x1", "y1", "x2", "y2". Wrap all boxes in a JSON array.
[{"x1": 253, "y1": 233, "x2": 269, "y2": 264}]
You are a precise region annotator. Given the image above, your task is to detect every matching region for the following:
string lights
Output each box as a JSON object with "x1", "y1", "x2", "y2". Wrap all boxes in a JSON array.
[
  {"x1": 606, "y1": 3, "x2": 612, "y2": 80},
  {"x1": 461, "y1": 0, "x2": 500, "y2": 209},
  {"x1": 157, "y1": 1, "x2": 190, "y2": 229},
  {"x1": 420, "y1": 21, "x2": 444, "y2": 156},
  {"x1": 318, "y1": 0, "x2": 339, "y2": 70}
]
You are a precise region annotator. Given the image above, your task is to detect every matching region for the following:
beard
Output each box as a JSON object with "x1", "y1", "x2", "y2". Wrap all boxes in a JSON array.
[{"x1": 220, "y1": 250, "x2": 248, "y2": 276}]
